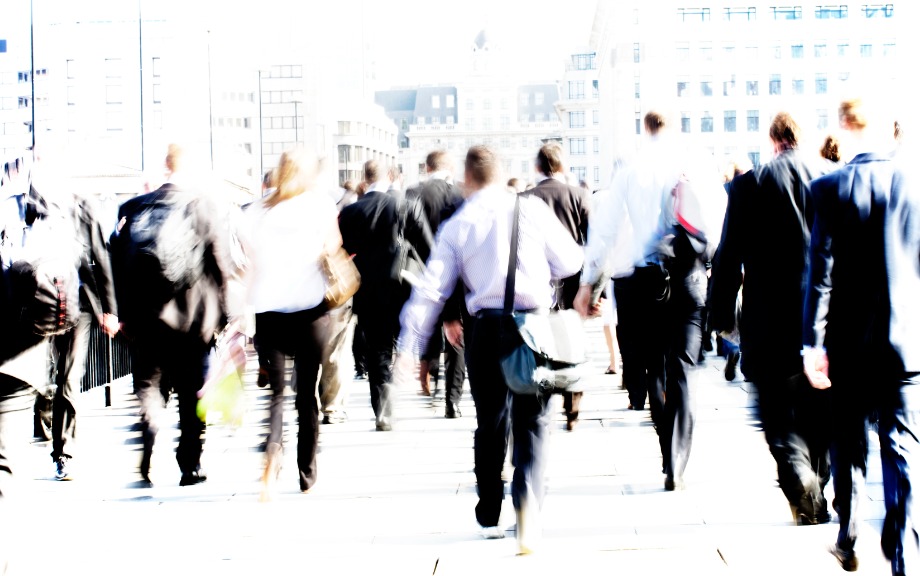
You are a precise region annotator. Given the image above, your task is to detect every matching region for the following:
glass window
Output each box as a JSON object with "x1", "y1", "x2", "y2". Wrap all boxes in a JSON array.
[
  {"x1": 105, "y1": 58, "x2": 121, "y2": 78},
  {"x1": 815, "y1": 73, "x2": 828, "y2": 94},
  {"x1": 500, "y1": 116, "x2": 510, "y2": 130},
  {"x1": 791, "y1": 45, "x2": 804, "y2": 58},
  {"x1": 569, "y1": 111, "x2": 585, "y2": 128},
  {"x1": 483, "y1": 99, "x2": 492, "y2": 110},
  {"x1": 676, "y1": 42, "x2": 690, "y2": 60},
  {"x1": 792, "y1": 79, "x2": 804, "y2": 94},
  {"x1": 677, "y1": 7, "x2": 711, "y2": 21},
  {"x1": 592, "y1": 110, "x2": 599, "y2": 125},
  {"x1": 723, "y1": 43, "x2": 736, "y2": 59},
  {"x1": 592, "y1": 80, "x2": 599, "y2": 98},
  {"x1": 724, "y1": 7, "x2": 756, "y2": 20},
  {"x1": 748, "y1": 150, "x2": 761, "y2": 168},
  {"x1": 814, "y1": 44, "x2": 827, "y2": 58},
  {"x1": 681, "y1": 113, "x2": 691, "y2": 133},
  {"x1": 723, "y1": 75, "x2": 737, "y2": 96},
  {"x1": 635, "y1": 117, "x2": 641, "y2": 135},
  {"x1": 677, "y1": 80, "x2": 690, "y2": 97},
  {"x1": 466, "y1": 99, "x2": 475, "y2": 110},
  {"x1": 815, "y1": 5, "x2": 848, "y2": 18},
  {"x1": 773, "y1": 45, "x2": 783, "y2": 59},
  {"x1": 446, "y1": 94, "x2": 455, "y2": 108},
  {"x1": 106, "y1": 85, "x2": 122, "y2": 104},
  {"x1": 594, "y1": 166, "x2": 600, "y2": 184},
  {"x1": 746, "y1": 80, "x2": 759, "y2": 96},
  {"x1": 699, "y1": 42, "x2": 713, "y2": 61},
  {"x1": 152, "y1": 56, "x2": 161, "y2": 77},
  {"x1": 747, "y1": 110, "x2": 760, "y2": 132},
  {"x1": 769, "y1": 74, "x2": 781, "y2": 95},
  {"x1": 860, "y1": 44, "x2": 873, "y2": 57},
  {"x1": 817, "y1": 109, "x2": 829, "y2": 130},
  {"x1": 535, "y1": 93, "x2": 544, "y2": 105},
  {"x1": 432, "y1": 95, "x2": 440, "y2": 108},
  {"x1": 569, "y1": 138, "x2": 586, "y2": 155},
  {"x1": 593, "y1": 137, "x2": 600, "y2": 153},
  {"x1": 568, "y1": 81, "x2": 585, "y2": 99},
  {"x1": 862, "y1": 4, "x2": 894, "y2": 18},
  {"x1": 634, "y1": 81, "x2": 640, "y2": 99},
  {"x1": 773, "y1": 6, "x2": 803, "y2": 19},
  {"x1": 701, "y1": 113, "x2": 713, "y2": 133},
  {"x1": 837, "y1": 43, "x2": 849, "y2": 57},
  {"x1": 66, "y1": 59, "x2": 77, "y2": 79},
  {"x1": 633, "y1": 43, "x2": 641, "y2": 63},
  {"x1": 700, "y1": 80, "x2": 713, "y2": 97},
  {"x1": 724, "y1": 110, "x2": 737, "y2": 132},
  {"x1": 152, "y1": 83, "x2": 162, "y2": 104}
]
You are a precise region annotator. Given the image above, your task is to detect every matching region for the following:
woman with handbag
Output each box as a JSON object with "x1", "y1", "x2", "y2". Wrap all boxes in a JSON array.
[{"x1": 241, "y1": 147, "x2": 340, "y2": 501}]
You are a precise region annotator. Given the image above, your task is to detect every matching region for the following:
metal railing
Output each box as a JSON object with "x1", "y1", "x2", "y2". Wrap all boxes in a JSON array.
[{"x1": 80, "y1": 321, "x2": 132, "y2": 404}]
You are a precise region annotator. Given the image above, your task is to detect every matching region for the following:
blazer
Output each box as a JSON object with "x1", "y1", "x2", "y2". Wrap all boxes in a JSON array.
[
  {"x1": 406, "y1": 178, "x2": 463, "y2": 238},
  {"x1": 803, "y1": 152, "x2": 920, "y2": 377},
  {"x1": 711, "y1": 149, "x2": 823, "y2": 380},
  {"x1": 523, "y1": 178, "x2": 590, "y2": 309},
  {"x1": 72, "y1": 194, "x2": 117, "y2": 320}
]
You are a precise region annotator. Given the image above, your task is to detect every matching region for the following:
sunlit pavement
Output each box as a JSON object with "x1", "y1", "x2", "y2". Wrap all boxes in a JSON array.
[{"x1": 8, "y1": 318, "x2": 888, "y2": 575}]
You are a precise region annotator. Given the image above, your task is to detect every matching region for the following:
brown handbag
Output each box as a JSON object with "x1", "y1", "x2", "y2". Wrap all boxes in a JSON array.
[{"x1": 321, "y1": 246, "x2": 360, "y2": 309}]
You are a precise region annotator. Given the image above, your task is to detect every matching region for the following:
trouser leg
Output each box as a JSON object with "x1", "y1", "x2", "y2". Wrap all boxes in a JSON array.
[
  {"x1": 510, "y1": 388, "x2": 552, "y2": 514},
  {"x1": 830, "y1": 385, "x2": 870, "y2": 553},
  {"x1": 51, "y1": 313, "x2": 92, "y2": 461},
  {"x1": 444, "y1": 338, "x2": 466, "y2": 408},
  {"x1": 172, "y1": 336, "x2": 207, "y2": 475},
  {"x1": 663, "y1": 304, "x2": 700, "y2": 482},
  {"x1": 294, "y1": 314, "x2": 325, "y2": 491},
  {"x1": 614, "y1": 276, "x2": 650, "y2": 409},
  {"x1": 363, "y1": 312, "x2": 396, "y2": 421},
  {"x1": 318, "y1": 304, "x2": 351, "y2": 416}
]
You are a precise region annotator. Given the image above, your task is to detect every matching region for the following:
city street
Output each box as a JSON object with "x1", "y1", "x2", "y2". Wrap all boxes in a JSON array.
[{"x1": 7, "y1": 318, "x2": 888, "y2": 575}]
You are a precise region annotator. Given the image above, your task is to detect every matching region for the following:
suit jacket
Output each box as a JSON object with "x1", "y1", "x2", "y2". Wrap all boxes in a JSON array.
[
  {"x1": 711, "y1": 150, "x2": 824, "y2": 380},
  {"x1": 111, "y1": 183, "x2": 229, "y2": 343},
  {"x1": 803, "y1": 152, "x2": 920, "y2": 377},
  {"x1": 523, "y1": 178, "x2": 590, "y2": 308},
  {"x1": 72, "y1": 194, "x2": 117, "y2": 320},
  {"x1": 339, "y1": 191, "x2": 431, "y2": 317},
  {"x1": 406, "y1": 178, "x2": 463, "y2": 238}
]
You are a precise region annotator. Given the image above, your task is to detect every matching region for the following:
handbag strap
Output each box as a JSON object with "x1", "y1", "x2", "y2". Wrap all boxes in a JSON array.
[{"x1": 503, "y1": 194, "x2": 521, "y2": 315}]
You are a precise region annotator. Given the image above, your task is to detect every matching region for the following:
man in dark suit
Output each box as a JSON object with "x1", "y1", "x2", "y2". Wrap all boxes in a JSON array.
[
  {"x1": 523, "y1": 142, "x2": 590, "y2": 430},
  {"x1": 405, "y1": 150, "x2": 466, "y2": 417},
  {"x1": 110, "y1": 144, "x2": 235, "y2": 487},
  {"x1": 711, "y1": 112, "x2": 831, "y2": 526},
  {"x1": 803, "y1": 99, "x2": 919, "y2": 574},
  {"x1": 339, "y1": 159, "x2": 430, "y2": 431}
]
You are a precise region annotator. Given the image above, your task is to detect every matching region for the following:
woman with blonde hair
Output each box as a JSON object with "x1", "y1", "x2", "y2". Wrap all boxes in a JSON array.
[{"x1": 241, "y1": 147, "x2": 339, "y2": 500}]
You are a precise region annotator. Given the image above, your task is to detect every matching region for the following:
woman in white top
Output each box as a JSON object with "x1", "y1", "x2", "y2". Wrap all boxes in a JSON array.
[{"x1": 242, "y1": 147, "x2": 340, "y2": 499}]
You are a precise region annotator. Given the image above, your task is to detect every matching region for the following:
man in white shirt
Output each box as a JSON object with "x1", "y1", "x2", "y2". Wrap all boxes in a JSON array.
[{"x1": 398, "y1": 145, "x2": 583, "y2": 554}]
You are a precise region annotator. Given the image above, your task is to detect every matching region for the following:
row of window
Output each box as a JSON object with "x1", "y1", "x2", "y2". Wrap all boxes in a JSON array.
[
  {"x1": 676, "y1": 72, "x2": 845, "y2": 98},
  {"x1": 649, "y1": 109, "x2": 832, "y2": 135},
  {"x1": 262, "y1": 65, "x2": 303, "y2": 79},
  {"x1": 336, "y1": 145, "x2": 389, "y2": 164},
  {"x1": 569, "y1": 110, "x2": 600, "y2": 129},
  {"x1": 212, "y1": 116, "x2": 255, "y2": 129},
  {"x1": 675, "y1": 41, "x2": 895, "y2": 61},
  {"x1": 567, "y1": 137, "x2": 601, "y2": 155},
  {"x1": 678, "y1": 4, "x2": 893, "y2": 22},
  {"x1": 430, "y1": 95, "x2": 456, "y2": 109},
  {"x1": 65, "y1": 57, "x2": 161, "y2": 80},
  {"x1": 336, "y1": 121, "x2": 394, "y2": 142},
  {"x1": 465, "y1": 93, "x2": 547, "y2": 110},
  {"x1": 260, "y1": 90, "x2": 304, "y2": 105},
  {"x1": 566, "y1": 80, "x2": 600, "y2": 100}
]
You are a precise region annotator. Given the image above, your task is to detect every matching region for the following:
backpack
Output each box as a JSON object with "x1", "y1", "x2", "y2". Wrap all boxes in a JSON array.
[
  {"x1": 0, "y1": 186, "x2": 82, "y2": 337},
  {"x1": 110, "y1": 189, "x2": 206, "y2": 321}
]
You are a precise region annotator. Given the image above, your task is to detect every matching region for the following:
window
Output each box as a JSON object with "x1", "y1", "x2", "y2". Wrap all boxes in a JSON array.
[
  {"x1": 862, "y1": 4, "x2": 894, "y2": 18},
  {"x1": 791, "y1": 44, "x2": 804, "y2": 58},
  {"x1": 746, "y1": 110, "x2": 760, "y2": 132},
  {"x1": 571, "y1": 53, "x2": 596, "y2": 69},
  {"x1": 18, "y1": 96, "x2": 29, "y2": 109},
  {"x1": 748, "y1": 149, "x2": 761, "y2": 167},
  {"x1": 882, "y1": 43, "x2": 896, "y2": 57},
  {"x1": 681, "y1": 112, "x2": 691, "y2": 133},
  {"x1": 569, "y1": 111, "x2": 585, "y2": 128},
  {"x1": 594, "y1": 166, "x2": 600, "y2": 184},
  {"x1": 633, "y1": 43, "x2": 641, "y2": 63},
  {"x1": 792, "y1": 79, "x2": 804, "y2": 94},
  {"x1": 676, "y1": 42, "x2": 690, "y2": 60},
  {"x1": 592, "y1": 110, "x2": 599, "y2": 125},
  {"x1": 746, "y1": 80, "x2": 759, "y2": 96},
  {"x1": 535, "y1": 93, "x2": 544, "y2": 105},
  {"x1": 746, "y1": 46, "x2": 758, "y2": 60},
  {"x1": 724, "y1": 7, "x2": 756, "y2": 20},
  {"x1": 815, "y1": 73, "x2": 828, "y2": 94},
  {"x1": 568, "y1": 81, "x2": 585, "y2": 99},
  {"x1": 678, "y1": 7, "x2": 711, "y2": 21},
  {"x1": 635, "y1": 81, "x2": 641, "y2": 99},
  {"x1": 66, "y1": 59, "x2": 76, "y2": 79},
  {"x1": 773, "y1": 6, "x2": 803, "y2": 19},
  {"x1": 152, "y1": 83, "x2": 162, "y2": 104},
  {"x1": 500, "y1": 98, "x2": 508, "y2": 110},
  {"x1": 106, "y1": 111, "x2": 123, "y2": 131},
  {"x1": 569, "y1": 138, "x2": 586, "y2": 155},
  {"x1": 106, "y1": 85, "x2": 122, "y2": 104},
  {"x1": 723, "y1": 75, "x2": 737, "y2": 96},
  {"x1": 699, "y1": 42, "x2": 713, "y2": 61},
  {"x1": 105, "y1": 58, "x2": 121, "y2": 78},
  {"x1": 860, "y1": 44, "x2": 873, "y2": 57},
  {"x1": 769, "y1": 74, "x2": 781, "y2": 95},
  {"x1": 432, "y1": 95, "x2": 440, "y2": 108},
  {"x1": 700, "y1": 79, "x2": 713, "y2": 97},
  {"x1": 635, "y1": 117, "x2": 642, "y2": 135},
  {"x1": 482, "y1": 118, "x2": 492, "y2": 130},
  {"x1": 815, "y1": 5, "x2": 848, "y2": 18},
  {"x1": 724, "y1": 110, "x2": 737, "y2": 132},
  {"x1": 483, "y1": 99, "x2": 492, "y2": 110},
  {"x1": 500, "y1": 116, "x2": 510, "y2": 130},
  {"x1": 773, "y1": 45, "x2": 783, "y2": 59},
  {"x1": 446, "y1": 115, "x2": 455, "y2": 125},
  {"x1": 338, "y1": 121, "x2": 351, "y2": 134},
  {"x1": 701, "y1": 113, "x2": 713, "y2": 133},
  {"x1": 723, "y1": 43, "x2": 736, "y2": 59},
  {"x1": 592, "y1": 80, "x2": 599, "y2": 98},
  {"x1": 593, "y1": 137, "x2": 599, "y2": 153},
  {"x1": 817, "y1": 109, "x2": 829, "y2": 130},
  {"x1": 464, "y1": 118, "x2": 474, "y2": 131},
  {"x1": 446, "y1": 94, "x2": 455, "y2": 108},
  {"x1": 677, "y1": 79, "x2": 690, "y2": 97},
  {"x1": 571, "y1": 166, "x2": 587, "y2": 182},
  {"x1": 837, "y1": 43, "x2": 849, "y2": 57},
  {"x1": 466, "y1": 99, "x2": 475, "y2": 110}
]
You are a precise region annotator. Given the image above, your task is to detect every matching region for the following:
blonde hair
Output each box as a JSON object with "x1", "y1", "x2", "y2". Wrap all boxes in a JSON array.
[
  {"x1": 839, "y1": 99, "x2": 868, "y2": 131},
  {"x1": 165, "y1": 143, "x2": 185, "y2": 173},
  {"x1": 265, "y1": 147, "x2": 323, "y2": 208}
]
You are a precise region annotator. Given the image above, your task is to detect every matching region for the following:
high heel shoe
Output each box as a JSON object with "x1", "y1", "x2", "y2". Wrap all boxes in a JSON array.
[{"x1": 260, "y1": 442, "x2": 282, "y2": 502}]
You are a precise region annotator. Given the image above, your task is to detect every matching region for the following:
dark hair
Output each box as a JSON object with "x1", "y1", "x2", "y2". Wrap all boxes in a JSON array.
[
  {"x1": 820, "y1": 134, "x2": 840, "y2": 163},
  {"x1": 262, "y1": 170, "x2": 274, "y2": 188},
  {"x1": 464, "y1": 145, "x2": 499, "y2": 188},
  {"x1": 426, "y1": 150, "x2": 450, "y2": 172},
  {"x1": 769, "y1": 112, "x2": 800, "y2": 148},
  {"x1": 536, "y1": 142, "x2": 564, "y2": 177},
  {"x1": 363, "y1": 159, "x2": 379, "y2": 183},
  {"x1": 644, "y1": 111, "x2": 666, "y2": 135}
]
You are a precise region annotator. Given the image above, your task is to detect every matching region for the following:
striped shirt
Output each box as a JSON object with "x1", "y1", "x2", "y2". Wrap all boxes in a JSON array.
[{"x1": 398, "y1": 184, "x2": 583, "y2": 356}]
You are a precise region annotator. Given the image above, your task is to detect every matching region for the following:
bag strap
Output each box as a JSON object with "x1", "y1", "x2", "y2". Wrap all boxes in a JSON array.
[{"x1": 503, "y1": 194, "x2": 521, "y2": 315}]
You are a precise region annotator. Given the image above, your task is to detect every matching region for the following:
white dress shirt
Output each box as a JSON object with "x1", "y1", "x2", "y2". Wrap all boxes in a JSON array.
[
  {"x1": 241, "y1": 190, "x2": 338, "y2": 314},
  {"x1": 398, "y1": 184, "x2": 584, "y2": 356}
]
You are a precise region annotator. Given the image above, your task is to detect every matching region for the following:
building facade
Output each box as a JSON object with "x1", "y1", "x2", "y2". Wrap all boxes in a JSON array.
[
  {"x1": 591, "y1": 1, "x2": 901, "y2": 174},
  {"x1": 332, "y1": 100, "x2": 400, "y2": 185},
  {"x1": 556, "y1": 51, "x2": 602, "y2": 188}
]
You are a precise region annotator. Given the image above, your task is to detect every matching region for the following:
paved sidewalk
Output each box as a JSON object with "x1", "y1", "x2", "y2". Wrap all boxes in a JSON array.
[{"x1": 7, "y1": 319, "x2": 888, "y2": 575}]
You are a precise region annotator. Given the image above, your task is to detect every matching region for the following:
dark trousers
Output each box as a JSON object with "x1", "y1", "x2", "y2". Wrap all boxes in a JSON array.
[
  {"x1": 0, "y1": 375, "x2": 34, "y2": 499},
  {"x1": 467, "y1": 314, "x2": 552, "y2": 528},
  {"x1": 352, "y1": 316, "x2": 367, "y2": 376},
  {"x1": 753, "y1": 373, "x2": 831, "y2": 520},
  {"x1": 831, "y1": 372, "x2": 920, "y2": 575},
  {"x1": 423, "y1": 326, "x2": 466, "y2": 407},
  {"x1": 50, "y1": 312, "x2": 93, "y2": 461},
  {"x1": 360, "y1": 309, "x2": 398, "y2": 422},
  {"x1": 256, "y1": 306, "x2": 328, "y2": 491},
  {"x1": 131, "y1": 322, "x2": 209, "y2": 476},
  {"x1": 614, "y1": 264, "x2": 702, "y2": 481}
]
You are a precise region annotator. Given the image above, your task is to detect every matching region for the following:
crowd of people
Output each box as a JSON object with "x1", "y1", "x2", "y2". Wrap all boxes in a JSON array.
[{"x1": 0, "y1": 95, "x2": 917, "y2": 574}]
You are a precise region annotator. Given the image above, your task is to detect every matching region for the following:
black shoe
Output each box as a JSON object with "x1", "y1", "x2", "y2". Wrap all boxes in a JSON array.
[
  {"x1": 54, "y1": 456, "x2": 72, "y2": 481},
  {"x1": 354, "y1": 371, "x2": 367, "y2": 380},
  {"x1": 664, "y1": 475, "x2": 684, "y2": 491},
  {"x1": 256, "y1": 368, "x2": 270, "y2": 388},
  {"x1": 724, "y1": 351, "x2": 740, "y2": 381},
  {"x1": 445, "y1": 403, "x2": 461, "y2": 419},
  {"x1": 179, "y1": 469, "x2": 208, "y2": 486},
  {"x1": 829, "y1": 544, "x2": 858, "y2": 572}
]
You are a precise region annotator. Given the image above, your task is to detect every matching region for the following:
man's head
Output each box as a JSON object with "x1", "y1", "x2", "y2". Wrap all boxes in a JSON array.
[
  {"x1": 463, "y1": 145, "x2": 499, "y2": 195},
  {"x1": 769, "y1": 112, "x2": 800, "y2": 152},
  {"x1": 363, "y1": 159, "x2": 380, "y2": 184},
  {"x1": 426, "y1": 150, "x2": 451, "y2": 174},
  {"x1": 536, "y1": 142, "x2": 564, "y2": 177},
  {"x1": 165, "y1": 143, "x2": 185, "y2": 175},
  {"x1": 644, "y1": 111, "x2": 666, "y2": 136}
]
